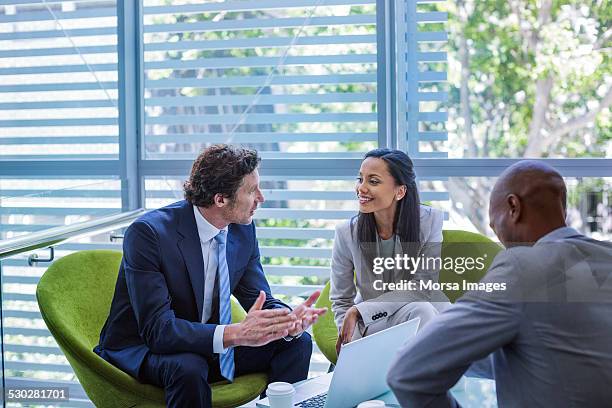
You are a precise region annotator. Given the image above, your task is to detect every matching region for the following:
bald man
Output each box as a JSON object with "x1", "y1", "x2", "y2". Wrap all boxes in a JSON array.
[{"x1": 387, "y1": 160, "x2": 612, "y2": 407}]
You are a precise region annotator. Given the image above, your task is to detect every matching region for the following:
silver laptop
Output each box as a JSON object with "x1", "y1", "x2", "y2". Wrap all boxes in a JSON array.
[{"x1": 257, "y1": 317, "x2": 420, "y2": 408}]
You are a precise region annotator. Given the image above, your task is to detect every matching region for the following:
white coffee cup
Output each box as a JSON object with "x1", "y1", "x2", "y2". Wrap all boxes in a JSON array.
[
  {"x1": 357, "y1": 400, "x2": 386, "y2": 408},
  {"x1": 266, "y1": 382, "x2": 296, "y2": 408}
]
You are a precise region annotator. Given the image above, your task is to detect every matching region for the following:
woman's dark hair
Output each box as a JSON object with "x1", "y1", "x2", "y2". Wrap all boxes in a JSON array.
[
  {"x1": 353, "y1": 148, "x2": 421, "y2": 260},
  {"x1": 184, "y1": 144, "x2": 261, "y2": 207}
]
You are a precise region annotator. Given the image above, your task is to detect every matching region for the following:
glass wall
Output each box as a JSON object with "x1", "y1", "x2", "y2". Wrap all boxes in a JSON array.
[
  {"x1": 142, "y1": 0, "x2": 378, "y2": 158},
  {"x1": 0, "y1": 0, "x2": 609, "y2": 405}
]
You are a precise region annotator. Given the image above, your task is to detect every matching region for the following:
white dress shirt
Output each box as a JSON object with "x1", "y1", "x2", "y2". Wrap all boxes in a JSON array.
[{"x1": 193, "y1": 205, "x2": 230, "y2": 354}]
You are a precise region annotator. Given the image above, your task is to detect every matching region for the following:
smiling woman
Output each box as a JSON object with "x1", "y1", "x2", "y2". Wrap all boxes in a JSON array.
[
  {"x1": 329, "y1": 148, "x2": 451, "y2": 355},
  {"x1": 355, "y1": 149, "x2": 420, "y2": 245}
]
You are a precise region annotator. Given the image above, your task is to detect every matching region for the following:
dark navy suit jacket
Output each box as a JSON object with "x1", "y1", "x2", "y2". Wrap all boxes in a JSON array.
[{"x1": 94, "y1": 200, "x2": 287, "y2": 379}]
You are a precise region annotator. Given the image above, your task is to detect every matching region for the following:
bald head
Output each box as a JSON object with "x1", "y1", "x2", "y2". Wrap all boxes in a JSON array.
[
  {"x1": 493, "y1": 160, "x2": 567, "y2": 213},
  {"x1": 489, "y1": 160, "x2": 567, "y2": 247}
]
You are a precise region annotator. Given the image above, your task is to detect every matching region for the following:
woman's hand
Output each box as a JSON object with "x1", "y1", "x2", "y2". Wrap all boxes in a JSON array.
[{"x1": 336, "y1": 306, "x2": 362, "y2": 356}]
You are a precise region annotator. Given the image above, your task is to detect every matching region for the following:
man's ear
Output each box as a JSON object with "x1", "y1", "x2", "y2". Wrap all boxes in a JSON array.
[
  {"x1": 507, "y1": 194, "x2": 521, "y2": 222},
  {"x1": 213, "y1": 193, "x2": 227, "y2": 208}
]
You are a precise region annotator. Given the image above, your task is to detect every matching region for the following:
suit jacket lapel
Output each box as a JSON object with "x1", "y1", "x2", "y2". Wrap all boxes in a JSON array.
[
  {"x1": 177, "y1": 202, "x2": 205, "y2": 321},
  {"x1": 226, "y1": 230, "x2": 237, "y2": 290}
]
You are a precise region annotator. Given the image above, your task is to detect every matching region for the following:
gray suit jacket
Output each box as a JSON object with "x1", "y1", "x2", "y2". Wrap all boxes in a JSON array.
[
  {"x1": 387, "y1": 227, "x2": 612, "y2": 408},
  {"x1": 330, "y1": 205, "x2": 445, "y2": 329}
]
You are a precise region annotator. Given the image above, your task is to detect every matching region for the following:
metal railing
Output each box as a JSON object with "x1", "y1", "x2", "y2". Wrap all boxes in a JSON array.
[{"x1": 0, "y1": 209, "x2": 146, "y2": 260}]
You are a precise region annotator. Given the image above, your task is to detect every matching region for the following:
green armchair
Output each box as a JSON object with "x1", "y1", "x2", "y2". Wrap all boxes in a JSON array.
[
  {"x1": 36, "y1": 250, "x2": 267, "y2": 408},
  {"x1": 437, "y1": 229, "x2": 502, "y2": 302},
  {"x1": 312, "y1": 229, "x2": 502, "y2": 365}
]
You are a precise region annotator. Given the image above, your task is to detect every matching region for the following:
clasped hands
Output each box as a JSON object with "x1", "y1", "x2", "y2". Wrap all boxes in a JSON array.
[{"x1": 224, "y1": 290, "x2": 327, "y2": 348}]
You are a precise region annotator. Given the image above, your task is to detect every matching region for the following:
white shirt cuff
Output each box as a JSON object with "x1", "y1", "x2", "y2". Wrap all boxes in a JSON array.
[
  {"x1": 213, "y1": 325, "x2": 229, "y2": 354},
  {"x1": 283, "y1": 331, "x2": 303, "y2": 342}
]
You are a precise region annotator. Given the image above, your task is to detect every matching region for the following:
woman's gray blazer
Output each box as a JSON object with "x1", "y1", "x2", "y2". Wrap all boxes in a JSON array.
[{"x1": 330, "y1": 205, "x2": 445, "y2": 330}]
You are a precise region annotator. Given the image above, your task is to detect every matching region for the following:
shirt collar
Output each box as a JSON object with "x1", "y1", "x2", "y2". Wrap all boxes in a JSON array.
[
  {"x1": 193, "y1": 205, "x2": 228, "y2": 243},
  {"x1": 536, "y1": 226, "x2": 582, "y2": 244}
]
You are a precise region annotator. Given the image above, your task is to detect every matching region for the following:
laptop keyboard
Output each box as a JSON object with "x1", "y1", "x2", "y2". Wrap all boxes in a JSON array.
[{"x1": 296, "y1": 392, "x2": 327, "y2": 408}]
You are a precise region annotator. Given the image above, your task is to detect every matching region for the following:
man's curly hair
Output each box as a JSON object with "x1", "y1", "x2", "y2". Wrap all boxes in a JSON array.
[{"x1": 184, "y1": 145, "x2": 261, "y2": 208}]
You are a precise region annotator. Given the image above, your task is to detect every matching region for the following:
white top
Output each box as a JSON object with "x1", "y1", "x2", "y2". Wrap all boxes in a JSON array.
[{"x1": 193, "y1": 205, "x2": 230, "y2": 354}]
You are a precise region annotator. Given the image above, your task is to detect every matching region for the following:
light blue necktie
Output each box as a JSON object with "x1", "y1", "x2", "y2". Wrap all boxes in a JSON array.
[{"x1": 214, "y1": 230, "x2": 235, "y2": 382}]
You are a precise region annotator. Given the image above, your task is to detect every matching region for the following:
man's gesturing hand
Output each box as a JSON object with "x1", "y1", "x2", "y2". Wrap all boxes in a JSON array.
[
  {"x1": 287, "y1": 290, "x2": 327, "y2": 337},
  {"x1": 223, "y1": 291, "x2": 297, "y2": 348}
]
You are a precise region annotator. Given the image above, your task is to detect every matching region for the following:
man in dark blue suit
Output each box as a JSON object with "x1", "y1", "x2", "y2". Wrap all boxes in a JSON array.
[{"x1": 95, "y1": 145, "x2": 326, "y2": 407}]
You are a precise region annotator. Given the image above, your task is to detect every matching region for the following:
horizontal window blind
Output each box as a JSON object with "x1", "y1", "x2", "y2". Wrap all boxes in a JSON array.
[
  {"x1": 142, "y1": 0, "x2": 378, "y2": 157},
  {"x1": 398, "y1": 0, "x2": 448, "y2": 158},
  {"x1": 0, "y1": 1, "x2": 119, "y2": 404},
  {"x1": 0, "y1": 0, "x2": 119, "y2": 160}
]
